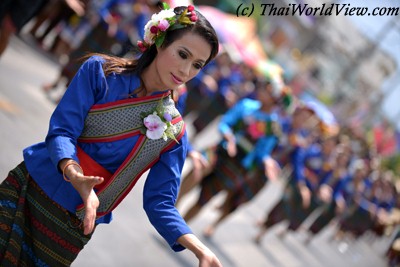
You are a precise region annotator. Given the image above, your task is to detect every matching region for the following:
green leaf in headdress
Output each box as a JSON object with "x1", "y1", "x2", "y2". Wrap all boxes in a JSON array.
[
  {"x1": 178, "y1": 16, "x2": 192, "y2": 25},
  {"x1": 168, "y1": 23, "x2": 185, "y2": 31},
  {"x1": 177, "y1": 9, "x2": 192, "y2": 25},
  {"x1": 180, "y1": 9, "x2": 188, "y2": 17},
  {"x1": 155, "y1": 32, "x2": 166, "y2": 47},
  {"x1": 162, "y1": 2, "x2": 170, "y2": 10}
]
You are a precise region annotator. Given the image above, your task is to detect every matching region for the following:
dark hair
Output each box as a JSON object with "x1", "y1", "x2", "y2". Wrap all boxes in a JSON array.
[{"x1": 89, "y1": 6, "x2": 219, "y2": 95}]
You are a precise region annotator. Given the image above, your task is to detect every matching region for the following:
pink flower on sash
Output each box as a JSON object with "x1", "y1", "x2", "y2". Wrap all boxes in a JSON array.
[{"x1": 144, "y1": 112, "x2": 167, "y2": 140}]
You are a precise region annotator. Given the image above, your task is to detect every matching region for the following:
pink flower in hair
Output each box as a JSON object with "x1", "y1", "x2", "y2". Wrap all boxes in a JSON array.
[
  {"x1": 137, "y1": 41, "x2": 147, "y2": 52},
  {"x1": 158, "y1": 19, "x2": 170, "y2": 31},
  {"x1": 190, "y1": 14, "x2": 197, "y2": 22},
  {"x1": 150, "y1": 25, "x2": 158, "y2": 34}
]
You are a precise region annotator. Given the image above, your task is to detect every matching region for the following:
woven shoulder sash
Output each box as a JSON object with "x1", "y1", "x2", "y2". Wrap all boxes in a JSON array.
[{"x1": 75, "y1": 92, "x2": 185, "y2": 219}]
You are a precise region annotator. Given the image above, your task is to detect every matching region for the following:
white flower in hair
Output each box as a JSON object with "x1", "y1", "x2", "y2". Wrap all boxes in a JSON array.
[
  {"x1": 152, "y1": 9, "x2": 176, "y2": 23},
  {"x1": 143, "y1": 9, "x2": 176, "y2": 44},
  {"x1": 137, "y1": 3, "x2": 198, "y2": 52}
]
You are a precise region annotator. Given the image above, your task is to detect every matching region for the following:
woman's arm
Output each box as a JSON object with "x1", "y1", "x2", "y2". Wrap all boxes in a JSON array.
[
  {"x1": 45, "y1": 56, "x2": 106, "y2": 170},
  {"x1": 177, "y1": 234, "x2": 222, "y2": 267},
  {"x1": 143, "y1": 134, "x2": 192, "y2": 251},
  {"x1": 142, "y1": 138, "x2": 222, "y2": 266},
  {"x1": 46, "y1": 56, "x2": 107, "y2": 234}
]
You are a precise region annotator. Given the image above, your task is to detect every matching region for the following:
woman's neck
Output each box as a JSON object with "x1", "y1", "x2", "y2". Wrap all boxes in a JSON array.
[{"x1": 140, "y1": 62, "x2": 166, "y2": 96}]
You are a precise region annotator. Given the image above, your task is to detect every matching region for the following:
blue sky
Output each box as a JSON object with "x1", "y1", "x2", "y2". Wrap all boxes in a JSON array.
[{"x1": 342, "y1": 0, "x2": 400, "y2": 129}]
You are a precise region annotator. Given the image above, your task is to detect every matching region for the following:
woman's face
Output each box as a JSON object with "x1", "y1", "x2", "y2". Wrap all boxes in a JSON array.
[{"x1": 154, "y1": 32, "x2": 212, "y2": 90}]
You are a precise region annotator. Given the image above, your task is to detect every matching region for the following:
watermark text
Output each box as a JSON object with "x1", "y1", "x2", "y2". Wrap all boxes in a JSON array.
[{"x1": 236, "y1": 3, "x2": 400, "y2": 17}]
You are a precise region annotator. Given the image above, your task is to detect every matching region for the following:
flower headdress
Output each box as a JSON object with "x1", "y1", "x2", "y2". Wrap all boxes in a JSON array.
[{"x1": 137, "y1": 3, "x2": 198, "y2": 52}]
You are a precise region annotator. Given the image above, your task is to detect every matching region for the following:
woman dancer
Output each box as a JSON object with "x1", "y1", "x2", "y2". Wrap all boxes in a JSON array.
[{"x1": 0, "y1": 4, "x2": 222, "y2": 266}]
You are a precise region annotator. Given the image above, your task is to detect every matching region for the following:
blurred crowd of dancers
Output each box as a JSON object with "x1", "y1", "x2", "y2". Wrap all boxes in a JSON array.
[{"x1": 2, "y1": 1, "x2": 400, "y2": 266}]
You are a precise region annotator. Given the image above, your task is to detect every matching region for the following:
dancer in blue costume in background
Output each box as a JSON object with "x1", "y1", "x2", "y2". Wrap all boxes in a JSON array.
[
  {"x1": 253, "y1": 101, "x2": 324, "y2": 243},
  {"x1": 181, "y1": 79, "x2": 286, "y2": 237},
  {"x1": 303, "y1": 144, "x2": 352, "y2": 243},
  {"x1": 280, "y1": 133, "x2": 339, "y2": 236},
  {"x1": 333, "y1": 159, "x2": 375, "y2": 240}
]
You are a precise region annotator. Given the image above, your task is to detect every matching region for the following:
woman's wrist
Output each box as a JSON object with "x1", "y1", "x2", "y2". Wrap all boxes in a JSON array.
[
  {"x1": 177, "y1": 234, "x2": 210, "y2": 258},
  {"x1": 177, "y1": 234, "x2": 222, "y2": 266},
  {"x1": 59, "y1": 159, "x2": 83, "y2": 182}
]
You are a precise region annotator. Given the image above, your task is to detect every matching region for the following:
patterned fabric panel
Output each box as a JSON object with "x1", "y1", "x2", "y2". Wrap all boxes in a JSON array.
[
  {"x1": 75, "y1": 94, "x2": 185, "y2": 219},
  {"x1": 80, "y1": 94, "x2": 180, "y2": 140}
]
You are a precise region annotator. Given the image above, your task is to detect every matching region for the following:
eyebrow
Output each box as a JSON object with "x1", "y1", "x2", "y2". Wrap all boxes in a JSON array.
[{"x1": 180, "y1": 46, "x2": 206, "y2": 65}]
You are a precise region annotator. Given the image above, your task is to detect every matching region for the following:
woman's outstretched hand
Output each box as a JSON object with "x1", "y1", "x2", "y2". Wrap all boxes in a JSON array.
[
  {"x1": 60, "y1": 159, "x2": 104, "y2": 235},
  {"x1": 198, "y1": 249, "x2": 223, "y2": 267},
  {"x1": 177, "y1": 234, "x2": 223, "y2": 267},
  {"x1": 71, "y1": 173, "x2": 104, "y2": 235}
]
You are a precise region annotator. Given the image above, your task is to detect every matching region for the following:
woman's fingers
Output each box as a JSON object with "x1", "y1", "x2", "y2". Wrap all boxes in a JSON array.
[
  {"x1": 86, "y1": 175, "x2": 104, "y2": 187},
  {"x1": 71, "y1": 174, "x2": 103, "y2": 192},
  {"x1": 83, "y1": 190, "x2": 100, "y2": 235},
  {"x1": 70, "y1": 175, "x2": 104, "y2": 235}
]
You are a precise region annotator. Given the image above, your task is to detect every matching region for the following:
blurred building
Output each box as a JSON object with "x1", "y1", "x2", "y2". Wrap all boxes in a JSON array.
[{"x1": 256, "y1": 0, "x2": 397, "y2": 124}]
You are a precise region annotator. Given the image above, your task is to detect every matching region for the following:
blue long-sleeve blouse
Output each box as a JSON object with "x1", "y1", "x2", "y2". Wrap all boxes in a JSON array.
[
  {"x1": 23, "y1": 56, "x2": 192, "y2": 252},
  {"x1": 218, "y1": 98, "x2": 279, "y2": 169},
  {"x1": 303, "y1": 143, "x2": 334, "y2": 191}
]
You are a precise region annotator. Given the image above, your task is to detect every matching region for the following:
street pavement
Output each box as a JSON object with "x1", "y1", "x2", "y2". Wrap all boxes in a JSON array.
[{"x1": 0, "y1": 36, "x2": 394, "y2": 267}]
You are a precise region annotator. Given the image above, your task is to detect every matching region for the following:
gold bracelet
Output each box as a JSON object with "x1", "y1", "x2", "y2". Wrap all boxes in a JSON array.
[{"x1": 63, "y1": 162, "x2": 83, "y2": 182}]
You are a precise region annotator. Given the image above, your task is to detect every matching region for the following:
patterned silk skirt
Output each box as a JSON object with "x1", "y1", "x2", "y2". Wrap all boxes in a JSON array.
[{"x1": 0, "y1": 162, "x2": 92, "y2": 266}]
